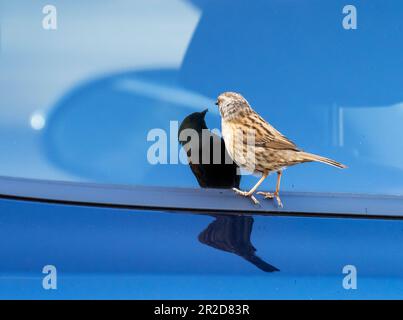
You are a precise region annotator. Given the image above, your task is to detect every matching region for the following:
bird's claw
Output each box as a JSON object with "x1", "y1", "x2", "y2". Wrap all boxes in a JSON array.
[
  {"x1": 232, "y1": 188, "x2": 248, "y2": 196},
  {"x1": 275, "y1": 195, "x2": 283, "y2": 208},
  {"x1": 232, "y1": 188, "x2": 260, "y2": 205},
  {"x1": 257, "y1": 191, "x2": 283, "y2": 208},
  {"x1": 257, "y1": 191, "x2": 274, "y2": 199}
]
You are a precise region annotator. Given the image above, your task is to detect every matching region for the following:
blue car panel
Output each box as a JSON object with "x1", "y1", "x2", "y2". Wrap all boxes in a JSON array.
[{"x1": 1, "y1": 197, "x2": 403, "y2": 299}]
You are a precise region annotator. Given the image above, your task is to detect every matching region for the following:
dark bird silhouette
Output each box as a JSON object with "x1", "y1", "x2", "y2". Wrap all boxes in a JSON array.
[
  {"x1": 178, "y1": 109, "x2": 241, "y2": 188},
  {"x1": 198, "y1": 215, "x2": 279, "y2": 272}
]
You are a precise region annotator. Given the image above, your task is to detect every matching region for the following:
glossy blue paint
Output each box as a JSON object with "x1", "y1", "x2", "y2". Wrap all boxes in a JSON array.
[
  {"x1": 1, "y1": 0, "x2": 403, "y2": 300},
  {"x1": 1, "y1": 197, "x2": 403, "y2": 299}
]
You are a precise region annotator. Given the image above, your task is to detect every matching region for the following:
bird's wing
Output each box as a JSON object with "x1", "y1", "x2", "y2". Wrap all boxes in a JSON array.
[{"x1": 245, "y1": 112, "x2": 299, "y2": 151}]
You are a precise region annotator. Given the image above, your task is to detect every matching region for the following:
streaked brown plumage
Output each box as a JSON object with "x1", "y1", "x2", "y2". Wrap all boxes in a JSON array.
[{"x1": 215, "y1": 92, "x2": 347, "y2": 207}]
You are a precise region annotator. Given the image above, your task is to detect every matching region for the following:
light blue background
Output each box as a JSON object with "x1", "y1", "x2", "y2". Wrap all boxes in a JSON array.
[{"x1": 1, "y1": 0, "x2": 402, "y2": 194}]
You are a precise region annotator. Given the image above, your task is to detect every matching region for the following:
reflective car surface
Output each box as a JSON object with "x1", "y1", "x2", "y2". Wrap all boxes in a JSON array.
[
  {"x1": 1, "y1": 197, "x2": 403, "y2": 299},
  {"x1": 1, "y1": 0, "x2": 403, "y2": 300}
]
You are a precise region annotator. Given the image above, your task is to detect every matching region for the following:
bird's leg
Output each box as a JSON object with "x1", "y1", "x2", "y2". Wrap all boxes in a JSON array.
[
  {"x1": 257, "y1": 170, "x2": 283, "y2": 208},
  {"x1": 232, "y1": 173, "x2": 268, "y2": 205},
  {"x1": 273, "y1": 171, "x2": 283, "y2": 207}
]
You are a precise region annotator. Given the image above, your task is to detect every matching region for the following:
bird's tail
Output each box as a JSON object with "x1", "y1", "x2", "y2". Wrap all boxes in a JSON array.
[{"x1": 299, "y1": 152, "x2": 347, "y2": 169}]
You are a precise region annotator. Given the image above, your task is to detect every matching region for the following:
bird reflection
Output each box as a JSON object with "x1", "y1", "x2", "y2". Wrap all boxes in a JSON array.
[
  {"x1": 178, "y1": 109, "x2": 240, "y2": 188},
  {"x1": 199, "y1": 215, "x2": 279, "y2": 272},
  {"x1": 179, "y1": 110, "x2": 279, "y2": 272}
]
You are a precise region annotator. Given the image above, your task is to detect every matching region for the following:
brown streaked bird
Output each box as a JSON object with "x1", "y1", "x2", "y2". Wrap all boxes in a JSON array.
[{"x1": 215, "y1": 92, "x2": 347, "y2": 207}]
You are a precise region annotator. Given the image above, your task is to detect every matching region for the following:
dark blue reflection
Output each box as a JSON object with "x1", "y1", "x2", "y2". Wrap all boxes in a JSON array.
[
  {"x1": 43, "y1": 0, "x2": 403, "y2": 194},
  {"x1": 184, "y1": 0, "x2": 403, "y2": 106},
  {"x1": 2, "y1": 198, "x2": 403, "y2": 298}
]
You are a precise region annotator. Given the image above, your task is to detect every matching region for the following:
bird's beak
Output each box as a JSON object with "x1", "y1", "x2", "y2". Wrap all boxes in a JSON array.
[
  {"x1": 215, "y1": 101, "x2": 219, "y2": 106},
  {"x1": 201, "y1": 108, "x2": 208, "y2": 117}
]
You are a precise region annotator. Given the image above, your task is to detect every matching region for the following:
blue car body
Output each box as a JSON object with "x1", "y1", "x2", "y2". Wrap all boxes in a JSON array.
[{"x1": 0, "y1": 0, "x2": 402, "y2": 299}]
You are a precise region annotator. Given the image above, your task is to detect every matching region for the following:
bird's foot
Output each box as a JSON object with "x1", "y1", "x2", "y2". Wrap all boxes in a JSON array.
[
  {"x1": 257, "y1": 191, "x2": 274, "y2": 199},
  {"x1": 275, "y1": 195, "x2": 283, "y2": 208},
  {"x1": 232, "y1": 188, "x2": 260, "y2": 205},
  {"x1": 257, "y1": 191, "x2": 283, "y2": 208}
]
